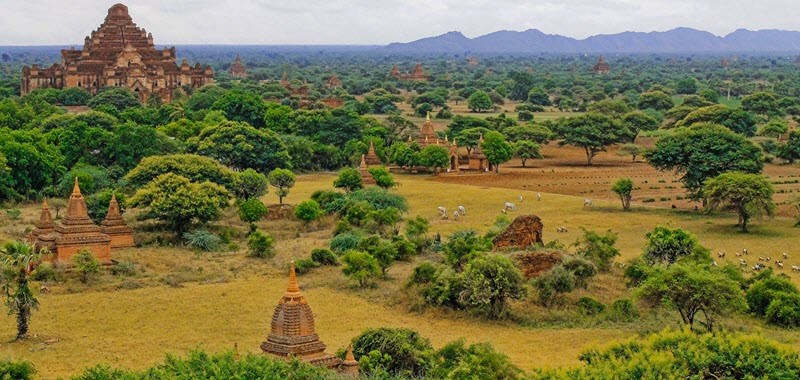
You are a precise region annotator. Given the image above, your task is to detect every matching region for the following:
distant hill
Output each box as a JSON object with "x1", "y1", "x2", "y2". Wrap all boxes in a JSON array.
[{"x1": 385, "y1": 28, "x2": 800, "y2": 54}]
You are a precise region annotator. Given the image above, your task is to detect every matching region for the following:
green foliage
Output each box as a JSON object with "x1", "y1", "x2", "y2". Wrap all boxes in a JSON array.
[
  {"x1": 481, "y1": 131, "x2": 514, "y2": 173},
  {"x1": 310, "y1": 189, "x2": 346, "y2": 214},
  {"x1": 31, "y1": 262, "x2": 59, "y2": 282},
  {"x1": 247, "y1": 230, "x2": 276, "y2": 258},
  {"x1": 331, "y1": 233, "x2": 362, "y2": 254},
  {"x1": 778, "y1": 131, "x2": 800, "y2": 164},
  {"x1": 72, "y1": 249, "x2": 101, "y2": 284},
  {"x1": 533, "y1": 266, "x2": 576, "y2": 307},
  {"x1": 675, "y1": 77, "x2": 698, "y2": 94},
  {"x1": 405, "y1": 215, "x2": 430, "y2": 238},
  {"x1": 129, "y1": 173, "x2": 230, "y2": 236},
  {"x1": 85, "y1": 189, "x2": 126, "y2": 224},
  {"x1": 352, "y1": 327, "x2": 434, "y2": 377},
  {"x1": 552, "y1": 112, "x2": 631, "y2": 165},
  {"x1": 0, "y1": 240, "x2": 44, "y2": 340},
  {"x1": 704, "y1": 172, "x2": 775, "y2": 232},
  {"x1": 443, "y1": 230, "x2": 490, "y2": 270},
  {"x1": 645, "y1": 123, "x2": 763, "y2": 199},
  {"x1": 742, "y1": 91, "x2": 782, "y2": 116},
  {"x1": 514, "y1": 140, "x2": 542, "y2": 167},
  {"x1": 431, "y1": 339, "x2": 521, "y2": 380},
  {"x1": 607, "y1": 299, "x2": 639, "y2": 322},
  {"x1": 504, "y1": 124, "x2": 552, "y2": 144},
  {"x1": 621, "y1": 110, "x2": 659, "y2": 141},
  {"x1": 746, "y1": 275, "x2": 798, "y2": 316},
  {"x1": 341, "y1": 250, "x2": 381, "y2": 287},
  {"x1": 233, "y1": 169, "x2": 268, "y2": 200},
  {"x1": 577, "y1": 297, "x2": 606, "y2": 316},
  {"x1": 0, "y1": 360, "x2": 35, "y2": 380},
  {"x1": 459, "y1": 254, "x2": 526, "y2": 319},
  {"x1": 182, "y1": 229, "x2": 222, "y2": 252},
  {"x1": 87, "y1": 88, "x2": 141, "y2": 111},
  {"x1": 58, "y1": 87, "x2": 92, "y2": 106},
  {"x1": 238, "y1": 198, "x2": 268, "y2": 224},
  {"x1": 611, "y1": 177, "x2": 634, "y2": 211},
  {"x1": 417, "y1": 145, "x2": 450, "y2": 173},
  {"x1": 193, "y1": 121, "x2": 290, "y2": 172},
  {"x1": 310, "y1": 248, "x2": 337, "y2": 266},
  {"x1": 294, "y1": 200, "x2": 323, "y2": 224},
  {"x1": 367, "y1": 166, "x2": 396, "y2": 189},
  {"x1": 266, "y1": 168, "x2": 295, "y2": 204},
  {"x1": 293, "y1": 108, "x2": 366, "y2": 148},
  {"x1": 210, "y1": 90, "x2": 266, "y2": 128},
  {"x1": 333, "y1": 167, "x2": 363, "y2": 192},
  {"x1": 124, "y1": 154, "x2": 236, "y2": 191},
  {"x1": 561, "y1": 256, "x2": 598, "y2": 289},
  {"x1": 574, "y1": 229, "x2": 619, "y2": 271},
  {"x1": 642, "y1": 226, "x2": 700, "y2": 265},
  {"x1": 616, "y1": 143, "x2": 644, "y2": 162},
  {"x1": 636, "y1": 91, "x2": 673, "y2": 111},
  {"x1": 467, "y1": 90, "x2": 493, "y2": 112},
  {"x1": 0, "y1": 128, "x2": 65, "y2": 201},
  {"x1": 765, "y1": 292, "x2": 800, "y2": 328},
  {"x1": 675, "y1": 105, "x2": 757, "y2": 136},
  {"x1": 294, "y1": 258, "x2": 318, "y2": 275}
]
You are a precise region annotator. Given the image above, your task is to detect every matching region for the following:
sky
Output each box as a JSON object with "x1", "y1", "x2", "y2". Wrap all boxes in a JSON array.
[{"x1": 1, "y1": 0, "x2": 799, "y2": 45}]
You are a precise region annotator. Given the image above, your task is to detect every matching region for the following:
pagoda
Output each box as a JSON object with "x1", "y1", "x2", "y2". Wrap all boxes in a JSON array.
[
  {"x1": 358, "y1": 155, "x2": 377, "y2": 185},
  {"x1": 100, "y1": 193, "x2": 134, "y2": 248},
  {"x1": 325, "y1": 74, "x2": 342, "y2": 89},
  {"x1": 29, "y1": 178, "x2": 112, "y2": 265},
  {"x1": 364, "y1": 141, "x2": 382, "y2": 166},
  {"x1": 261, "y1": 262, "x2": 349, "y2": 370},
  {"x1": 389, "y1": 64, "x2": 429, "y2": 81},
  {"x1": 416, "y1": 113, "x2": 439, "y2": 148},
  {"x1": 228, "y1": 54, "x2": 248, "y2": 79},
  {"x1": 468, "y1": 135, "x2": 489, "y2": 171},
  {"x1": 20, "y1": 4, "x2": 213, "y2": 103},
  {"x1": 593, "y1": 56, "x2": 610, "y2": 74}
]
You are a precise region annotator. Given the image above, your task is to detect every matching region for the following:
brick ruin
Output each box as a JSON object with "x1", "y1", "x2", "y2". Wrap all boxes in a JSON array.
[
  {"x1": 593, "y1": 56, "x2": 610, "y2": 74},
  {"x1": 228, "y1": 54, "x2": 248, "y2": 79},
  {"x1": 21, "y1": 3, "x2": 214, "y2": 103},
  {"x1": 389, "y1": 63, "x2": 429, "y2": 81},
  {"x1": 261, "y1": 263, "x2": 359, "y2": 376}
]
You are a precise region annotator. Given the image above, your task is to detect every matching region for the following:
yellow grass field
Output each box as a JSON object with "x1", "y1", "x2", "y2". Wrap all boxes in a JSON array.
[{"x1": 0, "y1": 172, "x2": 799, "y2": 379}]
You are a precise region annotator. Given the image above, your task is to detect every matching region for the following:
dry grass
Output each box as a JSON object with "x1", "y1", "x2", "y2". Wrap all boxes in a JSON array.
[{"x1": 0, "y1": 163, "x2": 799, "y2": 378}]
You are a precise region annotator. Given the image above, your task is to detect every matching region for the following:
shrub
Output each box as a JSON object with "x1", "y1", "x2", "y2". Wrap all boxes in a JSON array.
[
  {"x1": 746, "y1": 275, "x2": 798, "y2": 316},
  {"x1": 443, "y1": 229, "x2": 490, "y2": 270},
  {"x1": 608, "y1": 299, "x2": 639, "y2": 322},
  {"x1": 333, "y1": 167, "x2": 363, "y2": 192},
  {"x1": 5, "y1": 208, "x2": 21, "y2": 220},
  {"x1": 643, "y1": 226, "x2": 699, "y2": 265},
  {"x1": 247, "y1": 230, "x2": 276, "y2": 258},
  {"x1": 342, "y1": 250, "x2": 381, "y2": 287},
  {"x1": 183, "y1": 229, "x2": 222, "y2": 252},
  {"x1": 294, "y1": 200, "x2": 323, "y2": 224},
  {"x1": 330, "y1": 233, "x2": 361, "y2": 254},
  {"x1": 310, "y1": 189, "x2": 346, "y2": 214},
  {"x1": 73, "y1": 249, "x2": 101, "y2": 284},
  {"x1": 408, "y1": 261, "x2": 439, "y2": 285},
  {"x1": 294, "y1": 258, "x2": 318, "y2": 275},
  {"x1": 405, "y1": 215, "x2": 430, "y2": 237},
  {"x1": 577, "y1": 297, "x2": 606, "y2": 316},
  {"x1": 533, "y1": 266, "x2": 576, "y2": 307},
  {"x1": 765, "y1": 292, "x2": 800, "y2": 327},
  {"x1": 367, "y1": 166, "x2": 397, "y2": 189},
  {"x1": 310, "y1": 248, "x2": 337, "y2": 266},
  {"x1": 238, "y1": 198, "x2": 268, "y2": 224},
  {"x1": 111, "y1": 261, "x2": 137, "y2": 277},
  {"x1": 31, "y1": 262, "x2": 58, "y2": 282},
  {"x1": 459, "y1": 254, "x2": 527, "y2": 319},
  {"x1": 351, "y1": 327, "x2": 435, "y2": 377},
  {"x1": 574, "y1": 229, "x2": 619, "y2": 271},
  {"x1": 561, "y1": 257, "x2": 597, "y2": 289},
  {"x1": 0, "y1": 360, "x2": 35, "y2": 380},
  {"x1": 345, "y1": 187, "x2": 409, "y2": 212},
  {"x1": 432, "y1": 339, "x2": 521, "y2": 380}
]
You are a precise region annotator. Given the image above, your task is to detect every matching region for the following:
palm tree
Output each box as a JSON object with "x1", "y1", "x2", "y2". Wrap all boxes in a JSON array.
[{"x1": 0, "y1": 241, "x2": 46, "y2": 340}]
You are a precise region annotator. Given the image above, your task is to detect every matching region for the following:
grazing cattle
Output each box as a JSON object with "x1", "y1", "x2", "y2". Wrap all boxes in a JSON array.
[
  {"x1": 536, "y1": 193, "x2": 542, "y2": 201},
  {"x1": 584, "y1": 199, "x2": 593, "y2": 207},
  {"x1": 743, "y1": 248, "x2": 749, "y2": 255},
  {"x1": 500, "y1": 209, "x2": 508, "y2": 214},
  {"x1": 457, "y1": 205, "x2": 467, "y2": 216},
  {"x1": 712, "y1": 261, "x2": 718, "y2": 267},
  {"x1": 519, "y1": 195, "x2": 524, "y2": 202},
  {"x1": 777, "y1": 262, "x2": 784, "y2": 269},
  {"x1": 717, "y1": 252, "x2": 726, "y2": 258},
  {"x1": 437, "y1": 206, "x2": 446, "y2": 216},
  {"x1": 557, "y1": 227, "x2": 568, "y2": 233},
  {"x1": 739, "y1": 259, "x2": 747, "y2": 266},
  {"x1": 783, "y1": 253, "x2": 788, "y2": 259},
  {"x1": 758, "y1": 257, "x2": 765, "y2": 262},
  {"x1": 453, "y1": 211, "x2": 460, "y2": 221},
  {"x1": 792, "y1": 265, "x2": 800, "y2": 272},
  {"x1": 504, "y1": 202, "x2": 516, "y2": 211},
  {"x1": 736, "y1": 252, "x2": 742, "y2": 257}
]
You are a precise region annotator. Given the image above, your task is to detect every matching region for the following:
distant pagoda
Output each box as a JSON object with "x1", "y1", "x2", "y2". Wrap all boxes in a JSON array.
[
  {"x1": 364, "y1": 141, "x2": 382, "y2": 166},
  {"x1": 21, "y1": 3, "x2": 214, "y2": 103},
  {"x1": 100, "y1": 193, "x2": 134, "y2": 248},
  {"x1": 593, "y1": 56, "x2": 610, "y2": 74},
  {"x1": 325, "y1": 74, "x2": 342, "y2": 89},
  {"x1": 358, "y1": 155, "x2": 377, "y2": 185},
  {"x1": 228, "y1": 54, "x2": 248, "y2": 79}
]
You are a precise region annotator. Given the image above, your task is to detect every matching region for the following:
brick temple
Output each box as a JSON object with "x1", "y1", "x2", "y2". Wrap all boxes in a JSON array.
[
  {"x1": 593, "y1": 56, "x2": 610, "y2": 74},
  {"x1": 21, "y1": 3, "x2": 214, "y2": 103},
  {"x1": 228, "y1": 54, "x2": 248, "y2": 79}
]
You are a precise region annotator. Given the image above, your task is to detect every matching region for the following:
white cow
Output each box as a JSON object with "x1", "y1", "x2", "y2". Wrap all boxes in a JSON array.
[
  {"x1": 453, "y1": 211, "x2": 460, "y2": 221},
  {"x1": 536, "y1": 193, "x2": 542, "y2": 201},
  {"x1": 584, "y1": 199, "x2": 594, "y2": 207},
  {"x1": 504, "y1": 202, "x2": 517, "y2": 211},
  {"x1": 437, "y1": 206, "x2": 447, "y2": 217},
  {"x1": 519, "y1": 195, "x2": 524, "y2": 202},
  {"x1": 457, "y1": 205, "x2": 467, "y2": 216}
]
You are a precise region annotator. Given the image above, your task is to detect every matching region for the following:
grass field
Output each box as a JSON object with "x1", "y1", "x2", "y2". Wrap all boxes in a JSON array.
[{"x1": 1, "y1": 168, "x2": 800, "y2": 378}]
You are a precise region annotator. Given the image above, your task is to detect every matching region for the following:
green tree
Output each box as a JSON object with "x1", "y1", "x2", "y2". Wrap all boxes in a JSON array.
[
  {"x1": 675, "y1": 77, "x2": 698, "y2": 94},
  {"x1": 645, "y1": 123, "x2": 763, "y2": 200},
  {"x1": 238, "y1": 198, "x2": 268, "y2": 225},
  {"x1": 481, "y1": 131, "x2": 514, "y2": 173},
  {"x1": 746, "y1": 275, "x2": 798, "y2": 316},
  {"x1": 636, "y1": 91, "x2": 673, "y2": 111},
  {"x1": 210, "y1": 90, "x2": 266, "y2": 128},
  {"x1": 514, "y1": 141, "x2": 542, "y2": 167},
  {"x1": 778, "y1": 131, "x2": 800, "y2": 164},
  {"x1": 247, "y1": 230, "x2": 275, "y2": 258},
  {"x1": 742, "y1": 91, "x2": 781, "y2": 116},
  {"x1": 351, "y1": 327, "x2": 435, "y2": 377},
  {"x1": 504, "y1": 124, "x2": 551, "y2": 144},
  {"x1": 333, "y1": 167, "x2": 363, "y2": 192},
  {"x1": 533, "y1": 266, "x2": 576, "y2": 307},
  {"x1": 611, "y1": 177, "x2": 634, "y2": 211},
  {"x1": 675, "y1": 105, "x2": 757, "y2": 136},
  {"x1": 617, "y1": 143, "x2": 644, "y2": 162},
  {"x1": 642, "y1": 226, "x2": 700, "y2": 265},
  {"x1": 124, "y1": 154, "x2": 237, "y2": 190},
  {"x1": 459, "y1": 254, "x2": 526, "y2": 319},
  {"x1": 233, "y1": 169, "x2": 268, "y2": 200},
  {"x1": 759, "y1": 119, "x2": 789, "y2": 138},
  {"x1": 294, "y1": 200, "x2": 323, "y2": 224},
  {"x1": 0, "y1": 128, "x2": 65, "y2": 200},
  {"x1": 129, "y1": 173, "x2": 230, "y2": 237},
  {"x1": 367, "y1": 166, "x2": 397, "y2": 189},
  {"x1": 72, "y1": 249, "x2": 101, "y2": 284},
  {"x1": 638, "y1": 264, "x2": 746, "y2": 331},
  {"x1": 553, "y1": 113, "x2": 631, "y2": 165},
  {"x1": 342, "y1": 250, "x2": 381, "y2": 288},
  {"x1": 527, "y1": 87, "x2": 550, "y2": 106},
  {"x1": 57, "y1": 87, "x2": 91, "y2": 106},
  {"x1": 194, "y1": 121, "x2": 290, "y2": 173},
  {"x1": 87, "y1": 88, "x2": 141, "y2": 111},
  {"x1": 467, "y1": 90, "x2": 493, "y2": 112},
  {"x1": 432, "y1": 340, "x2": 521, "y2": 380},
  {"x1": 267, "y1": 168, "x2": 296, "y2": 204},
  {"x1": 621, "y1": 111, "x2": 659, "y2": 142},
  {"x1": 418, "y1": 145, "x2": 449, "y2": 174},
  {"x1": 0, "y1": 241, "x2": 45, "y2": 340},
  {"x1": 703, "y1": 172, "x2": 774, "y2": 232},
  {"x1": 443, "y1": 230, "x2": 490, "y2": 271},
  {"x1": 574, "y1": 229, "x2": 620, "y2": 271}
]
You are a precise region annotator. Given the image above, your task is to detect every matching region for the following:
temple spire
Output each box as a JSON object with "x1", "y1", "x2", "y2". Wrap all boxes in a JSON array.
[
  {"x1": 286, "y1": 261, "x2": 301, "y2": 296},
  {"x1": 72, "y1": 177, "x2": 81, "y2": 196}
]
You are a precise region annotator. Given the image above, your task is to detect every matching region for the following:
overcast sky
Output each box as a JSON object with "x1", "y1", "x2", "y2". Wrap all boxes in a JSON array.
[{"x1": 1, "y1": 0, "x2": 799, "y2": 45}]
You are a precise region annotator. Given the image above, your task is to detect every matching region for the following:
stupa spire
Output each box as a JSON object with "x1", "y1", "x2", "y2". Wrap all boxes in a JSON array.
[
  {"x1": 286, "y1": 261, "x2": 301, "y2": 297},
  {"x1": 72, "y1": 177, "x2": 81, "y2": 196}
]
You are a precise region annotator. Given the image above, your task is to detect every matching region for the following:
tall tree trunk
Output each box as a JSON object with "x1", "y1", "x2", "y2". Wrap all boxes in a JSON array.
[
  {"x1": 16, "y1": 273, "x2": 29, "y2": 340},
  {"x1": 585, "y1": 148, "x2": 594, "y2": 166}
]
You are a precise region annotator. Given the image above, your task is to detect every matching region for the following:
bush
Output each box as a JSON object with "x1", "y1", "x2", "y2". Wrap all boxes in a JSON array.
[
  {"x1": 574, "y1": 229, "x2": 619, "y2": 271},
  {"x1": 533, "y1": 266, "x2": 576, "y2": 307},
  {"x1": 111, "y1": 261, "x2": 137, "y2": 277},
  {"x1": 431, "y1": 339, "x2": 521, "y2": 380},
  {"x1": 247, "y1": 230, "x2": 276, "y2": 258},
  {"x1": 310, "y1": 189, "x2": 346, "y2": 214},
  {"x1": 310, "y1": 248, "x2": 337, "y2": 266},
  {"x1": 73, "y1": 249, "x2": 101, "y2": 284},
  {"x1": 407, "y1": 261, "x2": 439, "y2": 285},
  {"x1": 238, "y1": 198, "x2": 268, "y2": 224},
  {"x1": 608, "y1": 298, "x2": 639, "y2": 322},
  {"x1": 561, "y1": 257, "x2": 597, "y2": 289},
  {"x1": 31, "y1": 262, "x2": 59, "y2": 282},
  {"x1": 0, "y1": 360, "x2": 35, "y2": 380},
  {"x1": 183, "y1": 229, "x2": 222, "y2": 252},
  {"x1": 367, "y1": 166, "x2": 397, "y2": 189},
  {"x1": 330, "y1": 233, "x2": 361, "y2": 254},
  {"x1": 342, "y1": 250, "x2": 381, "y2": 287},
  {"x1": 351, "y1": 327, "x2": 435, "y2": 377},
  {"x1": 459, "y1": 254, "x2": 526, "y2": 319},
  {"x1": 294, "y1": 200, "x2": 323, "y2": 224},
  {"x1": 294, "y1": 258, "x2": 318, "y2": 275},
  {"x1": 577, "y1": 297, "x2": 606, "y2": 316},
  {"x1": 746, "y1": 275, "x2": 798, "y2": 316},
  {"x1": 765, "y1": 292, "x2": 800, "y2": 327},
  {"x1": 443, "y1": 229, "x2": 490, "y2": 270}
]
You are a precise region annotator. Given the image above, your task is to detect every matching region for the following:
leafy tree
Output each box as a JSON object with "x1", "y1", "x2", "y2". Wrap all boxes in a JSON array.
[
  {"x1": 765, "y1": 292, "x2": 800, "y2": 327},
  {"x1": 746, "y1": 275, "x2": 798, "y2": 316},
  {"x1": 675, "y1": 77, "x2": 698, "y2": 94},
  {"x1": 758, "y1": 119, "x2": 789, "y2": 138},
  {"x1": 124, "y1": 154, "x2": 237, "y2": 190},
  {"x1": 367, "y1": 166, "x2": 396, "y2": 189},
  {"x1": 611, "y1": 177, "x2": 634, "y2": 211},
  {"x1": 533, "y1": 266, "x2": 576, "y2": 307},
  {"x1": 642, "y1": 226, "x2": 699, "y2": 265},
  {"x1": 636, "y1": 91, "x2": 673, "y2": 111},
  {"x1": 210, "y1": 90, "x2": 266, "y2": 128},
  {"x1": 294, "y1": 108, "x2": 365, "y2": 148},
  {"x1": 742, "y1": 91, "x2": 781, "y2": 116},
  {"x1": 238, "y1": 198, "x2": 268, "y2": 225},
  {"x1": 638, "y1": 264, "x2": 747, "y2": 331},
  {"x1": 342, "y1": 250, "x2": 381, "y2": 288},
  {"x1": 621, "y1": 111, "x2": 659, "y2": 141},
  {"x1": 704, "y1": 172, "x2": 774, "y2": 232},
  {"x1": 72, "y1": 249, "x2": 101, "y2": 284},
  {"x1": 431, "y1": 340, "x2": 521, "y2": 380},
  {"x1": 443, "y1": 230, "x2": 490, "y2": 271},
  {"x1": 514, "y1": 141, "x2": 542, "y2": 167},
  {"x1": 459, "y1": 254, "x2": 526, "y2": 319},
  {"x1": 294, "y1": 200, "x2": 323, "y2": 224},
  {"x1": 57, "y1": 87, "x2": 91, "y2": 106},
  {"x1": 0, "y1": 241, "x2": 45, "y2": 340},
  {"x1": 87, "y1": 88, "x2": 140, "y2": 111},
  {"x1": 645, "y1": 123, "x2": 763, "y2": 200},
  {"x1": 574, "y1": 229, "x2": 620, "y2": 271},
  {"x1": 527, "y1": 87, "x2": 550, "y2": 106},
  {"x1": 0, "y1": 128, "x2": 65, "y2": 200},
  {"x1": 676, "y1": 105, "x2": 757, "y2": 136},
  {"x1": 233, "y1": 169, "x2": 268, "y2": 200},
  {"x1": 351, "y1": 327, "x2": 434, "y2": 377},
  {"x1": 194, "y1": 121, "x2": 290, "y2": 173},
  {"x1": 467, "y1": 90, "x2": 493, "y2": 112},
  {"x1": 617, "y1": 143, "x2": 644, "y2": 162},
  {"x1": 417, "y1": 145, "x2": 449, "y2": 174},
  {"x1": 267, "y1": 168, "x2": 295, "y2": 204},
  {"x1": 552, "y1": 113, "x2": 631, "y2": 165},
  {"x1": 481, "y1": 131, "x2": 514, "y2": 173},
  {"x1": 333, "y1": 167, "x2": 363, "y2": 192},
  {"x1": 778, "y1": 131, "x2": 800, "y2": 164},
  {"x1": 247, "y1": 230, "x2": 275, "y2": 258},
  {"x1": 129, "y1": 173, "x2": 230, "y2": 237},
  {"x1": 504, "y1": 124, "x2": 551, "y2": 144},
  {"x1": 587, "y1": 99, "x2": 631, "y2": 116}
]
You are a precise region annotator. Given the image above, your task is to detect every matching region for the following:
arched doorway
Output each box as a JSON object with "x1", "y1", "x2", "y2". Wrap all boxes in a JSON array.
[{"x1": 450, "y1": 155, "x2": 457, "y2": 171}]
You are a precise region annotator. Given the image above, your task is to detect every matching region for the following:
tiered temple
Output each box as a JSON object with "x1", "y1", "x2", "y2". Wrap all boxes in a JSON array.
[
  {"x1": 358, "y1": 155, "x2": 377, "y2": 185},
  {"x1": 364, "y1": 141, "x2": 382, "y2": 166},
  {"x1": 593, "y1": 56, "x2": 610, "y2": 74},
  {"x1": 468, "y1": 134, "x2": 489, "y2": 171},
  {"x1": 100, "y1": 194, "x2": 135, "y2": 248},
  {"x1": 30, "y1": 178, "x2": 112, "y2": 265},
  {"x1": 261, "y1": 263, "x2": 354, "y2": 372},
  {"x1": 389, "y1": 63, "x2": 429, "y2": 81},
  {"x1": 228, "y1": 54, "x2": 248, "y2": 79},
  {"x1": 21, "y1": 3, "x2": 214, "y2": 103}
]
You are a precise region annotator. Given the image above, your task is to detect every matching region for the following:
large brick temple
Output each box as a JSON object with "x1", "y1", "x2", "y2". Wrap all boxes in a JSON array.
[{"x1": 21, "y1": 3, "x2": 214, "y2": 103}]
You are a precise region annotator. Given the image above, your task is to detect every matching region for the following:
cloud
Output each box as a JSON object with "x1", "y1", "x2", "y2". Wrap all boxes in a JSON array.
[{"x1": 0, "y1": 0, "x2": 798, "y2": 45}]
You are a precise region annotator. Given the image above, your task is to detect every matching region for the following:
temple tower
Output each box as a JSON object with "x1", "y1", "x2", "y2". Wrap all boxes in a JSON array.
[{"x1": 101, "y1": 193, "x2": 135, "y2": 248}]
